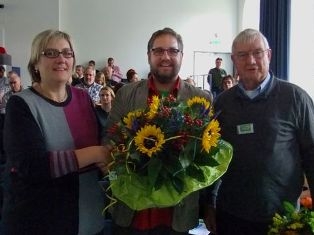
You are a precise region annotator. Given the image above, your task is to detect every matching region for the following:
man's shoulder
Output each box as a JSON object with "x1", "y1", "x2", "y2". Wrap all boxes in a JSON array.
[
  {"x1": 273, "y1": 77, "x2": 311, "y2": 99},
  {"x1": 209, "y1": 68, "x2": 216, "y2": 73},
  {"x1": 180, "y1": 81, "x2": 212, "y2": 101},
  {"x1": 92, "y1": 83, "x2": 103, "y2": 89},
  {"x1": 0, "y1": 76, "x2": 10, "y2": 87},
  {"x1": 3, "y1": 90, "x2": 13, "y2": 99},
  {"x1": 74, "y1": 83, "x2": 85, "y2": 89},
  {"x1": 121, "y1": 79, "x2": 147, "y2": 91}
]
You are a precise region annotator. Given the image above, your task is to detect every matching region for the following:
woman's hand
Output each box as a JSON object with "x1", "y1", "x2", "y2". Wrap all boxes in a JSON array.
[{"x1": 75, "y1": 145, "x2": 112, "y2": 169}]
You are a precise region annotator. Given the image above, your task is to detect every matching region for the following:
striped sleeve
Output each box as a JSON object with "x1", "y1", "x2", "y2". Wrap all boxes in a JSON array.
[{"x1": 49, "y1": 150, "x2": 79, "y2": 178}]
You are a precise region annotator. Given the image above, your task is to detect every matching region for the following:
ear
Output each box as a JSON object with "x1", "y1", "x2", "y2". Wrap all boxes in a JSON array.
[
  {"x1": 267, "y1": 49, "x2": 272, "y2": 61},
  {"x1": 231, "y1": 54, "x2": 235, "y2": 63}
]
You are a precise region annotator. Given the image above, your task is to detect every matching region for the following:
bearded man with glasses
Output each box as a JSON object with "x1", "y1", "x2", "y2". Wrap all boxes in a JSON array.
[{"x1": 104, "y1": 27, "x2": 213, "y2": 235}]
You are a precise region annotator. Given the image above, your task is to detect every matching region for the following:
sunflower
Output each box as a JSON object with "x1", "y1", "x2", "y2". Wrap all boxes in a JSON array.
[
  {"x1": 202, "y1": 119, "x2": 221, "y2": 153},
  {"x1": 146, "y1": 95, "x2": 160, "y2": 120},
  {"x1": 134, "y1": 124, "x2": 166, "y2": 157},
  {"x1": 187, "y1": 96, "x2": 210, "y2": 109},
  {"x1": 123, "y1": 110, "x2": 143, "y2": 129},
  {"x1": 186, "y1": 96, "x2": 213, "y2": 117}
]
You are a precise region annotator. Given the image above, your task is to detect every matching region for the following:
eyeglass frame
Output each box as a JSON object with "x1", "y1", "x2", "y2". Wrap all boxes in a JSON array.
[
  {"x1": 41, "y1": 48, "x2": 75, "y2": 58},
  {"x1": 150, "y1": 47, "x2": 182, "y2": 57},
  {"x1": 234, "y1": 49, "x2": 270, "y2": 61}
]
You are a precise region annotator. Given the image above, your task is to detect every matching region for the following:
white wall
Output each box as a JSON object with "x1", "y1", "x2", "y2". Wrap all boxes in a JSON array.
[
  {"x1": 290, "y1": 0, "x2": 314, "y2": 99},
  {"x1": 1, "y1": 0, "x2": 239, "y2": 86},
  {"x1": 60, "y1": 0, "x2": 237, "y2": 81},
  {"x1": 0, "y1": 0, "x2": 59, "y2": 85}
]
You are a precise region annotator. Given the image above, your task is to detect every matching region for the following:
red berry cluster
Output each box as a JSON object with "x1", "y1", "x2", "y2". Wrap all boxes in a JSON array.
[
  {"x1": 172, "y1": 131, "x2": 189, "y2": 151},
  {"x1": 184, "y1": 114, "x2": 194, "y2": 125},
  {"x1": 160, "y1": 106, "x2": 172, "y2": 117}
]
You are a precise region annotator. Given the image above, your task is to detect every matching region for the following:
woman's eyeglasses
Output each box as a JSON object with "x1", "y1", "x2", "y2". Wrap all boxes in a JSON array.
[{"x1": 41, "y1": 48, "x2": 74, "y2": 58}]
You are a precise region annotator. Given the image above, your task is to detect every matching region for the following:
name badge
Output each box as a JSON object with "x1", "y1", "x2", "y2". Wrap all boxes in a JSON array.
[{"x1": 237, "y1": 123, "x2": 254, "y2": 135}]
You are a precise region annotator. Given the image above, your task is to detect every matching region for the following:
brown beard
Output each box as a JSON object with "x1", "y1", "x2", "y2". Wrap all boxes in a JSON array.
[{"x1": 150, "y1": 66, "x2": 180, "y2": 84}]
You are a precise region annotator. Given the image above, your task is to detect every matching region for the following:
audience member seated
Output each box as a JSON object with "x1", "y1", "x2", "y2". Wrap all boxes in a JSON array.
[
  {"x1": 184, "y1": 76, "x2": 196, "y2": 86},
  {"x1": 75, "y1": 65, "x2": 103, "y2": 105},
  {"x1": 2, "y1": 71, "x2": 23, "y2": 113},
  {"x1": 221, "y1": 74, "x2": 235, "y2": 91},
  {"x1": 71, "y1": 64, "x2": 84, "y2": 86},
  {"x1": 88, "y1": 60, "x2": 100, "y2": 74},
  {"x1": 112, "y1": 82, "x2": 125, "y2": 94},
  {"x1": 103, "y1": 67, "x2": 112, "y2": 86},
  {"x1": 102, "y1": 57, "x2": 123, "y2": 86},
  {"x1": 95, "y1": 71, "x2": 106, "y2": 86},
  {"x1": 95, "y1": 86, "x2": 115, "y2": 137},
  {"x1": 126, "y1": 69, "x2": 139, "y2": 83}
]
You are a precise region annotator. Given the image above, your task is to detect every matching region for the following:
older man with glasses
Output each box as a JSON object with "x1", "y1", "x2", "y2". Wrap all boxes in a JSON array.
[
  {"x1": 203, "y1": 28, "x2": 314, "y2": 235},
  {"x1": 75, "y1": 65, "x2": 103, "y2": 105}
]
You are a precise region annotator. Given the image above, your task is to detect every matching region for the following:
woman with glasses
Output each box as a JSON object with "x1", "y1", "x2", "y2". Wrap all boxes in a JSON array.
[{"x1": 1, "y1": 29, "x2": 110, "y2": 235}]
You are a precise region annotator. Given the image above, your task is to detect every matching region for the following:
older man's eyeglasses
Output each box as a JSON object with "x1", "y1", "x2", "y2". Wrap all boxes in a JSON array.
[
  {"x1": 235, "y1": 49, "x2": 269, "y2": 61},
  {"x1": 151, "y1": 47, "x2": 182, "y2": 57},
  {"x1": 41, "y1": 48, "x2": 74, "y2": 58}
]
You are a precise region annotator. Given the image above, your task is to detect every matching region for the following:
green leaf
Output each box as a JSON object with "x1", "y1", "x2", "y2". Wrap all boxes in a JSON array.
[
  {"x1": 283, "y1": 201, "x2": 296, "y2": 214},
  {"x1": 171, "y1": 176, "x2": 184, "y2": 194},
  {"x1": 147, "y1": 157, "x2": 162, "y2": 187},
  {"x1": 179, "y1": 147, "x2": 195, "y2": 168},
  {"x1": 186, "y1": 164, "x2": 205, "y2": 182},
  {"x1": 163, "y1": 156, "x2": 184, "y2": 176},
  {"x1": 208, "y1": 145, "x2": 220, "y2": 156},
  {"x1": 194, "y1": 153, "x2": 220, "y2": 166}
]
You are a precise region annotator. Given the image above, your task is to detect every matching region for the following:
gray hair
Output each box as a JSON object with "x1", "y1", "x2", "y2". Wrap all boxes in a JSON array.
[{"x1": 232, "y1": 28, "x2": 270, "y2": 54}]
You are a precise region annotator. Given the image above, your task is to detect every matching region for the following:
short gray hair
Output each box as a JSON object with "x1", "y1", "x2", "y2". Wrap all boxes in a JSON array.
[{"x1": 232, "y1": 28, "x2": 270, "y2": 54}]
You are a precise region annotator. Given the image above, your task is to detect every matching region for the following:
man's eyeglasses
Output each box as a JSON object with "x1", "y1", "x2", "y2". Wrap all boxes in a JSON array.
[
  {"x1": 41, "y1": 48, "x2": 74, "y2": 58},
  {"x1": 151, "y1": 47, "x2": 182, "y2": 57},
  {"x1": 235, "y1": 49, "x2": 269, "y2": 61}
]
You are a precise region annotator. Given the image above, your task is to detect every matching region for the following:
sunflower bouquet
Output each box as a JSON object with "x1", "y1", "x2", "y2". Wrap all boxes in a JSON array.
[{"x1": 106, "y1": 95, "x2": 233, "y2": 211}]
